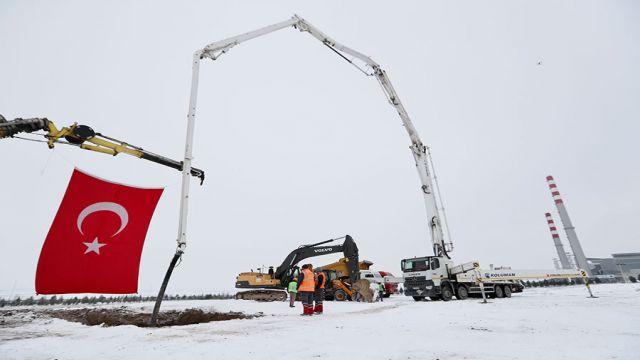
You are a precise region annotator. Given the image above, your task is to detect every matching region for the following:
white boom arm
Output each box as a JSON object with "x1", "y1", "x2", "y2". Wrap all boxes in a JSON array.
[
  {"x1": 475, "y1": 267, "x2": 596, "y2": 298},
  {"x1": 477, "y1": 268, "x2": 588, "y2": 281},
  {"x1": 462, "y1": 262, "x2": 596, "y2": 299},
  {"x1": 455, "y1": 261, "x2": 589, "y2": 281},
  {"x1": 196, "y1": 14, "x2": 448, "y2": 258}
]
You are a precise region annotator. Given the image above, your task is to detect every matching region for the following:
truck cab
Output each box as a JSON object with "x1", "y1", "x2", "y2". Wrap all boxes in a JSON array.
[
  {"x1": 401, "y1": 256, "x2": 453, "y2": 300},
  {"x1": 402, "y1": 256, "x2": 526, "y2": 301},
  {"x1": 360, "y1": 270, "x2": 384, "y2": 284}
]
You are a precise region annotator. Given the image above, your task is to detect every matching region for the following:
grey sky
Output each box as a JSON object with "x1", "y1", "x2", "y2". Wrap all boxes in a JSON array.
[{"x1": 1, "y1": 1, "x2": 639, "y2": 295}]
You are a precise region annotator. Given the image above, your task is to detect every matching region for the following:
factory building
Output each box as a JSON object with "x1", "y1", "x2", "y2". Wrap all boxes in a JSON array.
[
  {"x1": 544, "y1": 176, "x2": 637, "y2": 282},
  {"x1": 588, "y1": 252, "x2": 640, "y2": 281},
  {"x1": 612, "y1": 253, "x2": 640, "y2": 279}
]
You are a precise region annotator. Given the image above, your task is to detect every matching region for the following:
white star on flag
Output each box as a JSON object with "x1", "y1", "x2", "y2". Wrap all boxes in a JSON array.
[{"x1": 83, "y1": 238, "x2": 107, "y2": 255}]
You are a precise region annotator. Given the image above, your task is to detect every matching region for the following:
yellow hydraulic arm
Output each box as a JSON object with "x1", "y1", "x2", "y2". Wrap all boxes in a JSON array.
[{"x1": 0, "y1": 115, "x2": 205, "y2": 183}]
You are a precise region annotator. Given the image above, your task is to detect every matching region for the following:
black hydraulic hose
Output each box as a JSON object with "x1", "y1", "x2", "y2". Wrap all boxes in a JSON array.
[{"x1": 149, "y1": 251, "x2": 182, "y2": 327}]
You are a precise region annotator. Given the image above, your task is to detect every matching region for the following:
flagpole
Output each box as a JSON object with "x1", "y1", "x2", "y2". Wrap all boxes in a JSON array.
[{"x1": 150, "y1": 51, "x2": 203, "y2": 326}]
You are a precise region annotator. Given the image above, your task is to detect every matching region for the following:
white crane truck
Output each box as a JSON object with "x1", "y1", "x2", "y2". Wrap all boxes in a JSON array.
[
  {"x1": 184, "y1": 15, "x2": 594, "y2": 302},
  {"x1": 401, "y1": 258, "x2": 590, "y2": 301}
]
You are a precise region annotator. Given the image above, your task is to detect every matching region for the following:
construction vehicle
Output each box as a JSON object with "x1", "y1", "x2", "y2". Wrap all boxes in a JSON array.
[
  {"x1": 377, "y1": 271, "x2": 399, "y2": 297},
  {"x1": 235, "y1": 235, "x2": 362, "y2": 301},
  {"x1": 0, "y1": 115, "x2": 205, "y2": 183},
  {"x1": 402, "y1": 259, "x2": 515, "y2": 301},
  {"x1": 317, "y1": 258, "x2": 373, "y2": 301},
  {"x1": 401, "y1": 257, "x2": 595, "y2": 301},
  {"x1": 357, "y1": 269, "x2": 400, "y2": 297},
  {"x1": 186, "y1": 16, "x2": 599, "y2": 302}
]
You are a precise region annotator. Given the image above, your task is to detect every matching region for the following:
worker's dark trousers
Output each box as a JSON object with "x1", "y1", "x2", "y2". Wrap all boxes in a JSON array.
[
  {"x1": 289, "y1": 292, "x2": 296, "y2": 307},
  {"x1": 314, "y1": 288, "x2": 324, "y2": 313},
  {"x1": 299, "y1": 292, "x2": 314, "y2": 315}
]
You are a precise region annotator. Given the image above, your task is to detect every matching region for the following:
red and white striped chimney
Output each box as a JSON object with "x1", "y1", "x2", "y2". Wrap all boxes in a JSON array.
[
  {"x1": 545, "y1": 175, "x2": 592, "y2": 277},
  {"x1": 545, "y1": 212, "x2": 571, "y2": 269},
  {"x1": 546, "y1": 176, "x2": 563, "y2": 204}
]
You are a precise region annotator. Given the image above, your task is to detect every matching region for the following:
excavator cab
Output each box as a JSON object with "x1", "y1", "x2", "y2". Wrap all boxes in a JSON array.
[{"x1": 280, "y1": 266, "x2": 301, "y2": 287}]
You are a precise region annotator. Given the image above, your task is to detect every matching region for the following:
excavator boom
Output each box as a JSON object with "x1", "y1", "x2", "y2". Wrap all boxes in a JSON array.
[
  {"x1": 273, "y1": 235, "x2": 359, "y2": 282},
  {"x1": 0, "y1": 116, "x2": 205, "y2": 183}
]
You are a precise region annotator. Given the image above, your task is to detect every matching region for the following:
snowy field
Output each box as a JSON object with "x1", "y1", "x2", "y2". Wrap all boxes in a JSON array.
[{"x1": 1, "y1": 283, "x2": 639, "y2": 360}]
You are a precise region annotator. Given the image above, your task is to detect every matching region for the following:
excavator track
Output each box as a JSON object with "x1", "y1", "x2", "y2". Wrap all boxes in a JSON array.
[{"x1": 235, "y1": 290, "x2": 288, "y2": 302}]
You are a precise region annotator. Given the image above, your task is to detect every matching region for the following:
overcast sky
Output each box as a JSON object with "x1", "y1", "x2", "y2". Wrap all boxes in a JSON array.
[{"x1": 1, "y1": 1, "x2": 639, "y2": 296}]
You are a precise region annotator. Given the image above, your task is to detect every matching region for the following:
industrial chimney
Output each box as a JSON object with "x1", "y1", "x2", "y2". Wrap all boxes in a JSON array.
[
  {"x1": 546, "y1": 175, "x2": 592, "y2": 277},
  {"x1": 545, "y1": 212, "x2": 572, "y2": 269}
]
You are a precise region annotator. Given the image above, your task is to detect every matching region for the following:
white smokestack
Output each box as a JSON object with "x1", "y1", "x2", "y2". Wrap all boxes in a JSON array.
[
  {"x1": 545, "y1": 212, "x2": 572, "y2": 269},
  {"x1": 546, "y1": 175, "x2": 592, "y2": 277}
]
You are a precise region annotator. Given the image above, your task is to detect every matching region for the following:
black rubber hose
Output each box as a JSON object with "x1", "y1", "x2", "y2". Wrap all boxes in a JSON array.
[{"x1": 149, "y1": 252, "x2": 182, "y2": 327}]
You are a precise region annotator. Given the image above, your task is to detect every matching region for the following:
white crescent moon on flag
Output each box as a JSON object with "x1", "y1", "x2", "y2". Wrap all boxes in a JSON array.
[{"x1": 77, "y1": 202, "x2": 129, "y2": 237}]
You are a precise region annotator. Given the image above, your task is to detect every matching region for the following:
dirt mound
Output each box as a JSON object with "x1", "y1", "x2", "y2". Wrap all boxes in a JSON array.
[
  {"x1": 352, "y1": 279, "x2": 374, "y2": 302},
  {"x1": 46, "y1": 307, "x2": 258, "y2": 327}
]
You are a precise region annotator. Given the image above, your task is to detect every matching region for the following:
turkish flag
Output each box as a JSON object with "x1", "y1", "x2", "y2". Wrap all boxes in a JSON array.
[{"x1": 35, "y1": 169, "x2": 163, "y2": 294}]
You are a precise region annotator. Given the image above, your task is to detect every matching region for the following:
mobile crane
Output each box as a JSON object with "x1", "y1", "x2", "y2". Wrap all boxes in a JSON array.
[
  {"x1": 191, "y1": 15, "x2": 460, "y2": 300},
  {"x1": 0, "y1": 115, "x2": 205, "y2": 183},
  {"x1": 193, "y1": 16, "x2": 597, "y2": 303},
  {"x1": 235, "y1": 235, "x2": 364, "y2": 301},
  {"x1": 193, "y1": 15, "x2": 452, "y2": 302}
]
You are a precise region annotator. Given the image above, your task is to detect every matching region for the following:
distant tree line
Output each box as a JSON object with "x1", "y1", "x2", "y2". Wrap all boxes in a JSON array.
[
  {"x1": 0, "y1": 293, "x2": 234, "y2": 307},
  {"x1": 521, "y1": 275, "x2": 635, "y2": 288},
  {"x1": 522, "y1": 279, "x2": 579, "y2": 287}
]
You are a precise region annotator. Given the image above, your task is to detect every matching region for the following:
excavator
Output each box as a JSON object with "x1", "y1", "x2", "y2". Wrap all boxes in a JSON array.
[
  {"x1": 235, "y1": 235, "x2": 370, "y2": 301},
  {"x1": 0, "y1": 115, "x2": 205, "y2": 183}
]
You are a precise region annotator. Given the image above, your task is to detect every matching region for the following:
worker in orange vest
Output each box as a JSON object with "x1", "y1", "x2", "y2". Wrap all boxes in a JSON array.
[
  {"x1": 297, "y1": 264, "x2": 315, "y2": 316},
  {"x1": 314, "y1": 269, "x2": 326, "y2": 314}
]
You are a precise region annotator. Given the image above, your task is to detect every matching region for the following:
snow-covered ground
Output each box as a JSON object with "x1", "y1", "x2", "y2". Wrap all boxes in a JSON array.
[{"x1": 1, "y1": 284, "x2": 639, "y2": 360}]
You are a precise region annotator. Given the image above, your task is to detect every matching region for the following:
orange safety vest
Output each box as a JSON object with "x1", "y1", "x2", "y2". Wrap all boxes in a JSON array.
[
  {"x1": 298, "y1": 269, "x2": 315, "y2": 292},
  {"x1": 316, "y1": 272, "x2": 326, "y2": 289}
]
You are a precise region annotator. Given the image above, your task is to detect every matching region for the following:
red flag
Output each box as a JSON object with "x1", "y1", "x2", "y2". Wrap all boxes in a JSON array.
[{"x1": 36, "y1": 169, "x2": 163, "y2": 294}]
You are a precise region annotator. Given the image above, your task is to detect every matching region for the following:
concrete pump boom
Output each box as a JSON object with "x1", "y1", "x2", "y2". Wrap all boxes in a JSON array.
[{"x1": 198, "y1": 14, "x2": 449, "y2": 258}]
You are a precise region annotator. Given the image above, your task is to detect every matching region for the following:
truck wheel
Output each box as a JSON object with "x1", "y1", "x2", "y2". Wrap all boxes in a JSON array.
[
  {"x1": 494, "y1": 285, "x2": 504, "y2": 298},
  {"x1": 334, "y1": 290, "x2": 347, "y2": 301},
  {"x1": 440, "y1": 284, "x2": 454, "y2": 301},
  {"x1": 456, "y1": 285, "x2": 469, "y2": 300},
  {"x1": 503, "y1": 285, "x2": 512, "y2": 298},
  {"x1": 412, "y1": 296, "x2": 424, "y2": 301}
]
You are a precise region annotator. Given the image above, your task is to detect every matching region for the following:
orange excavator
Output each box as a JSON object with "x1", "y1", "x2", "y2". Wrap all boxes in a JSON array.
[{"x1": 318, "y1": 258, "x2": 373, "y2": 301}]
